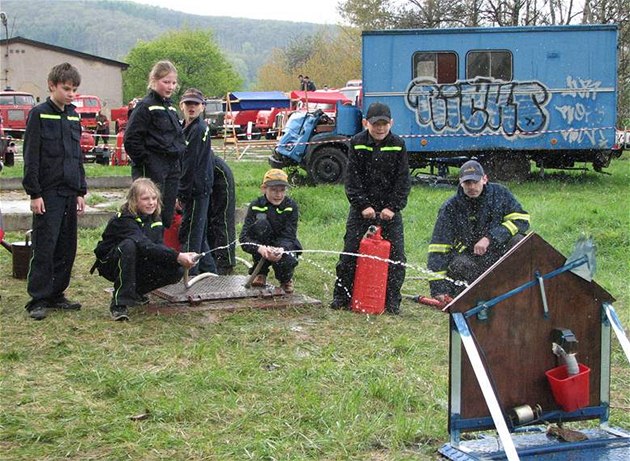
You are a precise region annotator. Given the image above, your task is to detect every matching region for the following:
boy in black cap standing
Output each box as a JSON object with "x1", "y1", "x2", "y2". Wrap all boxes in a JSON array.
[
  {"x1": 427, "y1": 160, "x2": 530, "y2": 301},
  {"x1": 331, "y1": 102, "x2": 410, "y2": 314}
]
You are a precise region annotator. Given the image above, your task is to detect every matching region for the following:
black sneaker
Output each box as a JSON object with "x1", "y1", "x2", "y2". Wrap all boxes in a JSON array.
[
  {"x1": 385, "y1": 305, "x2": 401, "y2": 315},
  {"x1": 49, "y1": 296, "x2": 82, "y2": 310},
  {"x1": 26, "y1": 301, "x2": 48, "y2": 320},
  {"x1": 110, "y1": 305, "x2": 129, "y2": 321},
  {"x1": 330, "y1": 298, "x2": 349, "y2": 310}
]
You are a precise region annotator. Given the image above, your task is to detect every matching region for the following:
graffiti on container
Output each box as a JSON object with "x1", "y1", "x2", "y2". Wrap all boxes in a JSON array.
[
  {"x1": 405, "y1": 77, "x2": 550, "y2": 138},
  {"x1": 555, "y1": 76, "x2": 606, "y2": 147}
]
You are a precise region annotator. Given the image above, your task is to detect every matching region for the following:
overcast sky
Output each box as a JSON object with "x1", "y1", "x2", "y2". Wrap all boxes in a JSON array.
[{"x1": 130, "y1": 0, "x2": 345, "y2": 25}]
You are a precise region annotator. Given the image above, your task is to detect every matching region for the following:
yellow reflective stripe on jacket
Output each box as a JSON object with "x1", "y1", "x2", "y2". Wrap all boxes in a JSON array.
[
  {"x1": 252, "y1": 206, "x2": 268, "y2": 212},
  {"x1": 67, "y1": 116, "x2": 80, "y2": 122},
  {"x1": 151, "y1": 222, "x2": 163, "y2": 228},
  {"x1": 505, "y1": 212, "x2": 530, "y2": 222},
  {"x1": 148, "y1": 105, "x2": 166, "y2": 111},
  {"x1": 502, "y1": 212, "x2": 529, "y2": 235},
  {"x1": 276, "y1": 207, "x2": 293, "y2": 214},
  {"x1": 202, "y1": 126, "x2": 209, "y2": 142},
  {"x1": 355, "y1": 145, "x2": 401, "y2": 152},
  {"x1": 428, "y1": 243, "x2": 452, "y2": 253},
  {"x1": 502, "y1": 220, "x2": 519, "y2": 235},
  {"x1": 40, "y1": 114, "x2": 61, "y2": 120},
  {"x1": 428, "y1": 270, "x2": 447, "y2": 281}
]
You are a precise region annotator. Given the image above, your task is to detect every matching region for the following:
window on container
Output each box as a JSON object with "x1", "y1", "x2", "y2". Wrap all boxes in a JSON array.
[
  {"x1": 413, "y1": 52, "x2": 457, "y2": 83},
  {"x1": 467, "y1": 50, "x2": 512, "y2": 81}
]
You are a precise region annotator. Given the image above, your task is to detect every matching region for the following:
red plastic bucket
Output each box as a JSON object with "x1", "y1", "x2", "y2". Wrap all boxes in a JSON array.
[{"x1": 545, "y1": 363, "x2": 590, "y2": 412}]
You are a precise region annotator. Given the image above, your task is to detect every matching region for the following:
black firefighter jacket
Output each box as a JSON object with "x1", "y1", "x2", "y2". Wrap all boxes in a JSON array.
[
  {"x1": 345, "y1": 129, "x2": 410, "y2": 213},
  {"x1": 22, "y1": 97, "x2": 87, "y2": 199},
  {"x1": 427, "y1": 183, "x2": 531, "y2": 295},
  {"x1": 123, "y1": 90, "x2": 186, "y2": 165},
  {"x1": 239, "y1": 196, "x2": 302, "y2": 255},
  {"x1": 94, "y1": 211, "x2": 179, "y2": 264},
  {"x1": 178, "y1": 116, "x2": 214, "y2": 202}
]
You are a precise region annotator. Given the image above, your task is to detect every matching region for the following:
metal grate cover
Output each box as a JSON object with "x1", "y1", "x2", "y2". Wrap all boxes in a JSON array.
[{"x1": 152, "y1": 275, "x2": 268, "y2": 303}]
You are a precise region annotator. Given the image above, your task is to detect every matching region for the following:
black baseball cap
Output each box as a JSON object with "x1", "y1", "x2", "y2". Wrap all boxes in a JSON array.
[
  {"x1": 459, "y1": 160, "x2": 485, "y2": 182},
  {"x1": 366, "y1": 102, "x2": 391, "y2": 124},
  {"x1": 181, "y1": 88, "x2": 204, "y2": 104}
]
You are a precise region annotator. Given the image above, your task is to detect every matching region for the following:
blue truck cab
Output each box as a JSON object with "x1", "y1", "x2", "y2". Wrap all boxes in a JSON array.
[
  {"x1": 269, "y1": 102, "x2": 362, "y2": 183},
  {"x1": 271, "y1": 24, "x2": 621, "y2": 183}
]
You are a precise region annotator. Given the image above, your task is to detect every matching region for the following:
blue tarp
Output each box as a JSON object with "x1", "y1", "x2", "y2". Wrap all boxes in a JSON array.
[
  {"x1": 227, "y1": 91, "x2": 290, "y2": 111},
  {"x1": 275, "y1": 111, "x2": 322, "y2": 163}
]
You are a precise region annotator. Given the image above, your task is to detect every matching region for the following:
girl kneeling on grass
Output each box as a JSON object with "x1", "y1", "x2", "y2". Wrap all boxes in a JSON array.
[{"x1": 92, "y1": 178, "x2": 198, "y2": 321}]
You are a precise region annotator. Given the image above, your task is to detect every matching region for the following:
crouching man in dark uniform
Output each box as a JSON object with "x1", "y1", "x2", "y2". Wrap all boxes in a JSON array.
[
  {"x1": 427, "y1": 160, "x2": 531, "y2": 301},
  {"x1": 92, "y1": 178, "x2": 198, "y2": 321}
]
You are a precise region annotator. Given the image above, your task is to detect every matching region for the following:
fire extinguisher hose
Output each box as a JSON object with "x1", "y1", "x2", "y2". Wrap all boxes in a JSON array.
[{"x1": 403, "y1": 294, "x2": 452, "y2": 311}]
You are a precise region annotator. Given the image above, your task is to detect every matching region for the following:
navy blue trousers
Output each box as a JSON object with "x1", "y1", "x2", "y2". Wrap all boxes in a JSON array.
[
  {"x1": 179, "y1": 195, "x2": 216, "y2": 275},
  {"x1": 96, "y1": 238, "x2": 183, "y2": 307},
  {"x1": 26, "y1": 191, "x2": 78, "y2": 305}
]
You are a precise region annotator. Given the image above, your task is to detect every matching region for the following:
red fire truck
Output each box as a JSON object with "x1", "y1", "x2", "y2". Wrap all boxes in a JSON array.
[{"x1": 0, "y1": 88, "x2": 36, "y2": 138}]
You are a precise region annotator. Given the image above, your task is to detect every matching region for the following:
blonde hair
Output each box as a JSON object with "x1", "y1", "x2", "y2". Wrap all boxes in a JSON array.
[
  {"x1": 147, "y1": 60, "x2": 178, "y2": 90},
  {"x1": 122, "y1": 178, "x2": 162, "y2": 218}
]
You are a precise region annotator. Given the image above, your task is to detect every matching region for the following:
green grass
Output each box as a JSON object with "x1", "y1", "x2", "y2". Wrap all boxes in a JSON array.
[{"x1": 1, "y1": 155, "x2": 629, "y2": 460}]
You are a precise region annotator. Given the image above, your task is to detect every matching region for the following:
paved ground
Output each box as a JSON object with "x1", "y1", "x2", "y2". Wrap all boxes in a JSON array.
[{"x1": 1, "y1": 188, "x2": 126, "y2": 232}]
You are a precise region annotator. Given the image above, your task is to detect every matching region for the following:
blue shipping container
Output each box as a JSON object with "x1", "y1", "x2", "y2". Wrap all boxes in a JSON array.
[{"x1": 362, "y1": 25, "x2": 620, "y2": 173}]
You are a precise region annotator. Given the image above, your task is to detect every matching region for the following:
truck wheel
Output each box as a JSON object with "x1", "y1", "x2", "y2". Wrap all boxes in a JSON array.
[
  {"x1": 309, "y1": 147, "x2": 347, "y2": 184},
  {"x1": 483, "y1": 154, "x2": 530, "y2": 182}
]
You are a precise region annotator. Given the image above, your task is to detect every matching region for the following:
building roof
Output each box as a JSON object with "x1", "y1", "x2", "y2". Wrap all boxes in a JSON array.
[{"x1": 0, "y1": 36, "x2": 128, "y2": 69}]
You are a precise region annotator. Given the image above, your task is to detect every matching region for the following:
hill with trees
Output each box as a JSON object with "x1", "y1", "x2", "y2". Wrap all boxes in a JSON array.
[{"x1": 0, "y1": 0, "x2": 334, "y2": 88}]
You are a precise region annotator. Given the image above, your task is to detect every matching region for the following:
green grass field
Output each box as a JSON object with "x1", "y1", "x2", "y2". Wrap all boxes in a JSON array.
[{"x1": 1, "y1": 155, "x2": 629, "y2": 460}]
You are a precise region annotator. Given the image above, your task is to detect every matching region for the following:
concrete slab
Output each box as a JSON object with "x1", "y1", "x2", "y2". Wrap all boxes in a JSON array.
[
  {"x1": 2, "y1": 210, "x2": 114, "y2": 232},
  {"x1": 1, "y1": 176, "x2": 132, "y2": 190}
]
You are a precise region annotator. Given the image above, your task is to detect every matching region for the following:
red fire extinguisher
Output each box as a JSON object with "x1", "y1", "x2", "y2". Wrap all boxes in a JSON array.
[
  {"x1": 351, "y1": 225, "x2": 391, "y2": 315},
  {"x1": 163, "y1": 210, "x2": 182, "y2": 252}
]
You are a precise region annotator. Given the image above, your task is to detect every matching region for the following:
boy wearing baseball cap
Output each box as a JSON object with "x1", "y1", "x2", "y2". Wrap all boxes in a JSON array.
[
  {"x1": 239, "y1": 169, "x2": 302, "y2": 293},
  {"x1": 331, "y1": 102, "x2": 411, "y2": 314},
  {"x1": 427, "y1": 160, "x2": 530, "y2": 301},
  {"x1": 177, "y1": 88, "x2": 217, "y2": 275}
]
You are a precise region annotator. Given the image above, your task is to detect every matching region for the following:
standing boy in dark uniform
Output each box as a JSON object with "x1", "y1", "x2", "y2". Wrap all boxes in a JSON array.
[
  {"x1": 208, "y1": 155, "x2": 237, "y2": 275},
  {"x1": 22, "y1": 62, "x2": 87, "y2": 320},
  {"x1": 331, "y1": 102, "x2": 411, "y2": 314}
]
